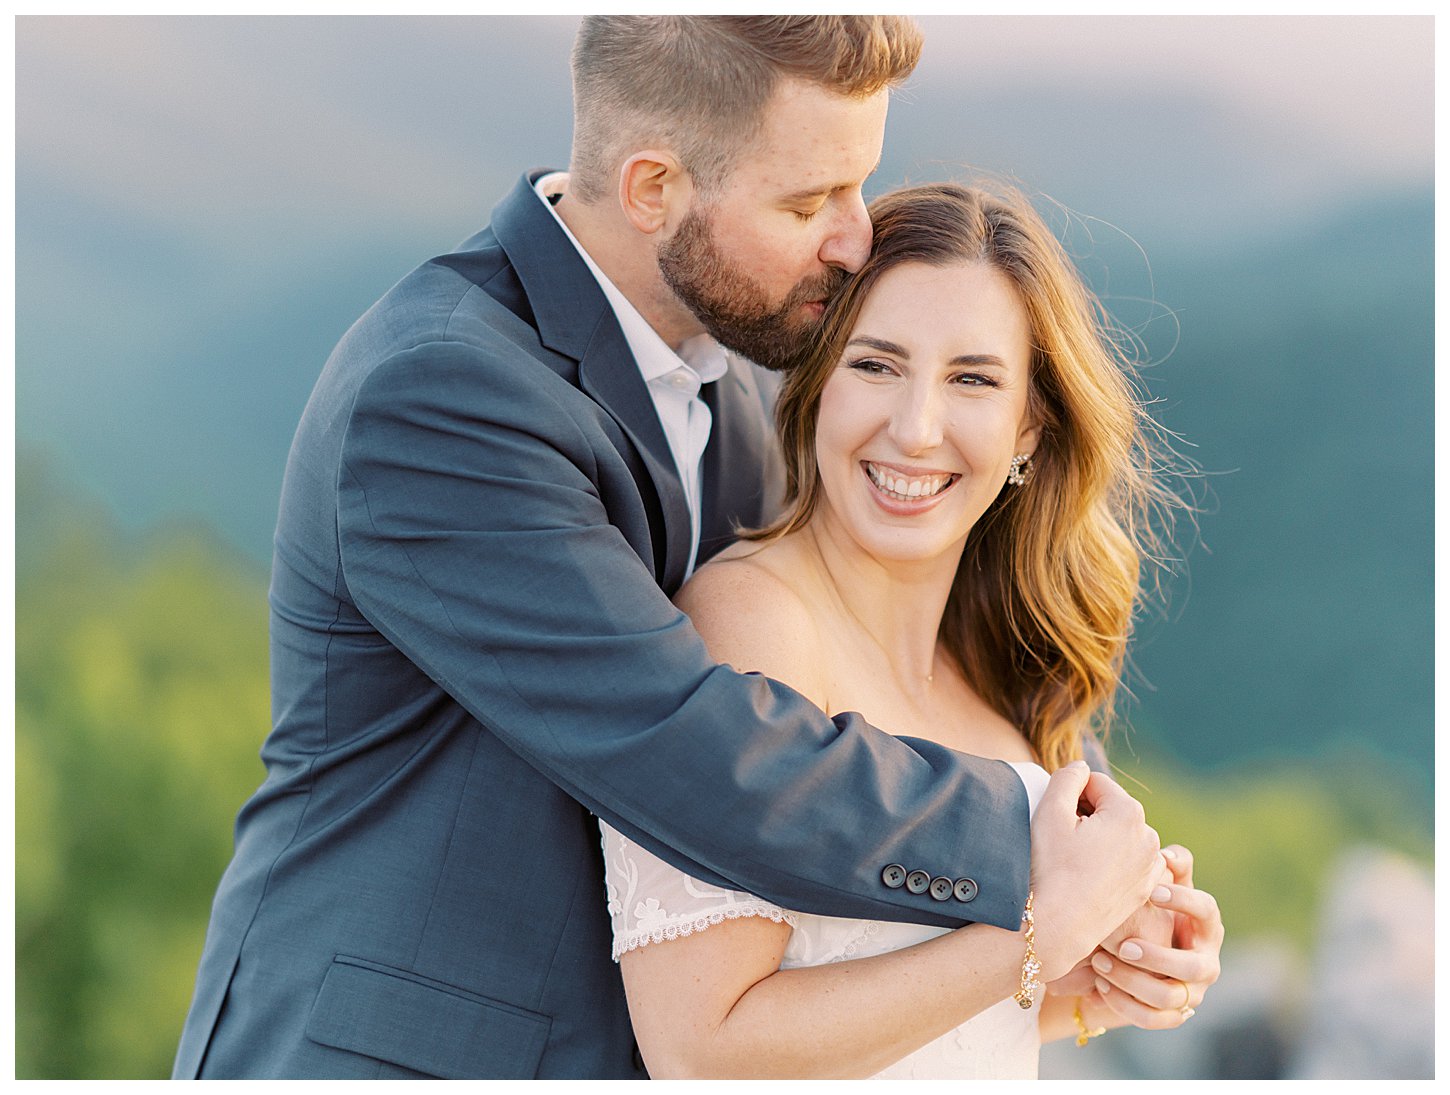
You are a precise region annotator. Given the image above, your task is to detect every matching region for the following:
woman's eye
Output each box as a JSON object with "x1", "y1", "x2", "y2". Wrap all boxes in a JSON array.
[
  {"x1": 793, "y1": 206, "x2": 824, "y2": 222},
  {"x1": 847, "y1": 358, "x2": 895, "y2": 376},
  {"x1": 953, "y1": 372, "x2": 1000, "y2": 388}
]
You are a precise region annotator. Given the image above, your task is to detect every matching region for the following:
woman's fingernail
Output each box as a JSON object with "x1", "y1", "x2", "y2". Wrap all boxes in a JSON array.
[
  {"x1": 1095, "y1": 976, "x2": 1111, "y2": 996},
  {"x1": 1091, "y1": 952, "x2": 1112, "y2": 973},
  {"x1": 1162, "y1": 847, "x2": 1177, "y2": 860},
  {"x1": 1152, "y1": 886, "x2": 1172, "y2": 903},
  {"x1": 1118, "y1": 941, "x2": 1143, "y2": 961}
]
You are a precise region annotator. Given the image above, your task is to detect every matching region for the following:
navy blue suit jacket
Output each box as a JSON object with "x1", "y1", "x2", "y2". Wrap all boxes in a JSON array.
[{"x1": 173, "y1": 172, "x2": 1031, "y2": 1079}]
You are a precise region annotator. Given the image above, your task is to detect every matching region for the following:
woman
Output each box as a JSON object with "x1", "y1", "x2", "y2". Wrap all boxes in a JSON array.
[{"x1": 600, "y1": 183, "x2": 1213, "y2": 1078}]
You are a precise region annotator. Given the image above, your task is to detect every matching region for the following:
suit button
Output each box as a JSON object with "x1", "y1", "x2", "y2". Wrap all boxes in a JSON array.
[
  {"x1": 905, "y1": 870, "x2": 931, "y2": 895},
  {"x1": 953, "y1": 877, "x2": 979, "y2": 903},
  {"x1": 881, "y1": 863, "x2": 907, "y2": 889},
  {"x1": 929, "y1": 876, "x2": 954, "y2": 901}
]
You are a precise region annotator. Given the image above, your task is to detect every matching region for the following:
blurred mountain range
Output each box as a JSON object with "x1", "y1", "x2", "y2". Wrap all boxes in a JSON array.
[
  {"x1": 15, "y1": 15, "x2": 1432, "y2": 803},
  {"x1": 1120, "y1": 190, "x2": 1431, "y2": 795},
  {"x1": 15, "y1": 183, "x2": 1432, "y2": 805}
]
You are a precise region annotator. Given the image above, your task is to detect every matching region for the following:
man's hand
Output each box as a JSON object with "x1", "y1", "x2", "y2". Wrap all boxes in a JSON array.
[{"x1": 1086, "y1": 844, "x2": 1224, "y2": 1029}]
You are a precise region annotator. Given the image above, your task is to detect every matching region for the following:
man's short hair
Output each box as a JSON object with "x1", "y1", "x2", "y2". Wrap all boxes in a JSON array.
[{"x1": 568, "y1": 15, "x2": 923, "y2": 204}]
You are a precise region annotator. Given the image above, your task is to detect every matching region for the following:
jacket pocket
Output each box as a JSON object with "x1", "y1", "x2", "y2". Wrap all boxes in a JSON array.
[{"x1": 305, "y1": 955, "x2": 551, "y2": 1079}]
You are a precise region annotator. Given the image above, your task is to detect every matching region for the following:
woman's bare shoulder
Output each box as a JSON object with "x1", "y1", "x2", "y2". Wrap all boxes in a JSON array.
[{"x1": 675, "y1": 541, "x2": 829, "y2": 707}]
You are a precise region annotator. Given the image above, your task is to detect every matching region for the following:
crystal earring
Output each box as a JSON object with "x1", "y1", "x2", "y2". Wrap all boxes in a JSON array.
[{"x1": 1007, "y1": 453, "x2": 1034, "y2": 487}]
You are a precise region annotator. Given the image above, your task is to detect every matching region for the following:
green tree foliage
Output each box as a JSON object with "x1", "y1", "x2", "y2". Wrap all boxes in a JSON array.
[
  {"x1": 16, "y1": 455, "x2": 271, "y2": 1079},
  {"x1": 12, "y1": 454, "x2": 1432, "y2": 1077},
  {"x1": 1111, "y1": 741, "x2": 1432, "y2": 952}
]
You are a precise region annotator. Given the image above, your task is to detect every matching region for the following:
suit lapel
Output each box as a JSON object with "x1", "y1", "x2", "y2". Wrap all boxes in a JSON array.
[
  {"x1": 699, "y1": 359, "x2": 786, "y2": 564},
  {"x1": 577, "y1": 323, "x2": 693, "y2": 591},
  {"x1": 490, "y1": 172, "x2": 692, "y2": 590}
]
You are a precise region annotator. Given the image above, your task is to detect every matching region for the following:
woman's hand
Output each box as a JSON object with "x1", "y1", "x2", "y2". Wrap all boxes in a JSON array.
[
  {"x1": 1028, "y1": 763, "x2": 1165, "y2": 982},
  {"x1": 1086, "y1": 844, "x2": 1224, "y2": 1029},
  {"x1": 1044, "y1": 865, "x2": 1174, "y2": 998}
]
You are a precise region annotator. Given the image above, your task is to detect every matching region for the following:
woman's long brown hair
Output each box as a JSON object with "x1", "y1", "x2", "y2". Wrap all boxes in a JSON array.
[{"x1": 745, "y1": 182, "x2": 1186, "y2": 771}]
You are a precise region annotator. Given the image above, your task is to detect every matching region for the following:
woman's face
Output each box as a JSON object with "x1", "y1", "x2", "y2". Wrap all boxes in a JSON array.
[{"x1": 813, "y1": 259, "x2": 1039, "y2": 566}]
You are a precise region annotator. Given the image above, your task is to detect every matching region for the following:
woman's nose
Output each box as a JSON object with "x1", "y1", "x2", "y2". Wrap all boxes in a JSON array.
[{"x1": 889, "y1": 388, "x2": 944, "y2": 455}]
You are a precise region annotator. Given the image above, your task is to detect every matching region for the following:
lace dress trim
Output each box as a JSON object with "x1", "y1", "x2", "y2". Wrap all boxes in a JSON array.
[
  {"x1": 612, "y1": 903, "x2": 799, "y2": 961},
  {"x1": 839, "y1": 919, "x2": 881, "y2": 960},
  {"x1": 600, "y1": 819, "x2": 801, "y2": 963}
]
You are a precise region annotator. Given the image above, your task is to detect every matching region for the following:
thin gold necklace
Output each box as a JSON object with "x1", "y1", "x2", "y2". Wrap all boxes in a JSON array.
[{"x1": 805, "y1": 524, "x2": 943, "y2": 694}]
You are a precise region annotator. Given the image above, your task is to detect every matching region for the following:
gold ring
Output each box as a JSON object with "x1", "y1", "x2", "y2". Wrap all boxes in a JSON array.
[{"x1": 1175, "y1": 979, "x2": 1193, "y2": 1013}]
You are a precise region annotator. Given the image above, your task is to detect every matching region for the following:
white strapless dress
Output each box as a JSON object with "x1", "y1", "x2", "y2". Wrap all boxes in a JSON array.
[{"x1": 600, "y1": 761, "x2": 1050, "y2": 1080}]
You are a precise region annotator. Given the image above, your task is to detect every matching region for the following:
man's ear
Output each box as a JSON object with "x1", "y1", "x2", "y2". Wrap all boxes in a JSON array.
[{"x1": 618, "y1": 151, "x2": 691, "y2": 236}]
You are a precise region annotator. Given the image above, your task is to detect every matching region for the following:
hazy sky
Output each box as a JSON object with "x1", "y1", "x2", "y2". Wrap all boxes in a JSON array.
[
  {"x1": 17, "y1": 14, "x2": 1432, "y2": 250},
  {"x1": 12, "y1": 13, "x2": 1436, "y2": 554},
  {"x1": 916, "y1": 15, "x2": 1430, "y2": 181}
]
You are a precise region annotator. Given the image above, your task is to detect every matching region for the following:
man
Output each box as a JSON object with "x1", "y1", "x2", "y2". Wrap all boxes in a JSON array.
[{"x1": 175, "y1": 16, "x2": 1211, "y2": 1079}]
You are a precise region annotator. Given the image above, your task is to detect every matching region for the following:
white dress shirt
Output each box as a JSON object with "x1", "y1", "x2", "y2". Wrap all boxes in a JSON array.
[{"x1": 535, "y1": 173, "x2": 730, "y2": 578}]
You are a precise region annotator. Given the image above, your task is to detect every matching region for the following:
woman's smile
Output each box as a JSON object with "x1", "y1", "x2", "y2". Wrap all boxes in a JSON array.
[{"x1": 862, "y1": 460, "x2": 959, "y2": 510}]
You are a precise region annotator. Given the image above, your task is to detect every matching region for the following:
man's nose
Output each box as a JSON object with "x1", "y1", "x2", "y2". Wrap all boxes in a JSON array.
[{"x1": 819, "y1": 192, "x2": 873, "y2": 273}]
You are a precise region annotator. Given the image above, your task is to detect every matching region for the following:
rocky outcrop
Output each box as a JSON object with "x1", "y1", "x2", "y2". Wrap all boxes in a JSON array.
[
  {"x1": 1288, "y1": 846, "x2": 1433, "y2": 1079},
  {"x1": 1041, "y1": 846, "x2": 1432, "y2": 1080}
]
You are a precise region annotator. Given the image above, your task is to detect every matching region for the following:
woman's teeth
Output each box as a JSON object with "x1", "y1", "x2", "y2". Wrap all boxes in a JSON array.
[{"x1": 865, "y1": 462, "x2": 954, "y2": 501}]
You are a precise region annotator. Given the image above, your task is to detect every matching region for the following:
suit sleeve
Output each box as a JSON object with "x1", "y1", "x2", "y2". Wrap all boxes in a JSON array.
[{"x1": 337, "y1": 341, "x2": 1031, "y2": 931}]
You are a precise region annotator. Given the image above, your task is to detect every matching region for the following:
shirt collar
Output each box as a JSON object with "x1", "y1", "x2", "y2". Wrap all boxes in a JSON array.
[
  {"x1": 675, "y1": 334, "x2": 731, "y2": 385},
  {"x1": 535, "y1": 173, "x2": 734, "y2": 386}
]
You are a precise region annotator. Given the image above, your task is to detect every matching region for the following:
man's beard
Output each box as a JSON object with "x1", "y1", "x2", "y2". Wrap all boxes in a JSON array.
[{"x1": 658, "y1": 206, "x2": 846, "y2": 372}]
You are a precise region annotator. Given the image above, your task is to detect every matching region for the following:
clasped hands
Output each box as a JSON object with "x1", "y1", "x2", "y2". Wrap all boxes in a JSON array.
[
  {"x1": 1048, "y1": 844, "x2": 1222, "y2": 1030},
  {"x1": 1029, "y1": 762, "x2": 1223, "y2": 1033}
]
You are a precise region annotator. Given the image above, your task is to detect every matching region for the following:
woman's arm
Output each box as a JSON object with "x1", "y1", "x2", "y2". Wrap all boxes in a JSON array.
[
  {"x1": 623, "y1": 559, "x2": 1165, "y2": 1077},
  {"x1": 618, "y1": 759, "x2": 1162, "y2": 1077},
  {"x1": 620, "y1": 907, "x2": 1027, "y2": 1079}
]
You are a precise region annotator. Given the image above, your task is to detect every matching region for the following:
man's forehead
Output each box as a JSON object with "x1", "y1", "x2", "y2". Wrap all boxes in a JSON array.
[
  {"x1": 773, "y1": 166, "x2": 882, "y2": 204},
  {"x1": 731, "y1": 82, "x2": 889, "y2": 195}
]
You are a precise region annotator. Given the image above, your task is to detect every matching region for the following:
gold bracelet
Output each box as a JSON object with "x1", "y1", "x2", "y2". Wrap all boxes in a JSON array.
[
  {"x1": 1013, "y1": 890, "x2": 1041, "y2": 1009},
  {"x1": 1073, "y1": 998, "x2": 1107, "y2": 1046}
]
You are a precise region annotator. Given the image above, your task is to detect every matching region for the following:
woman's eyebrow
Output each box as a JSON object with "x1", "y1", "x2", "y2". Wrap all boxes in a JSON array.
[
  {"x1": 846, "y1": 337, "x2": 1007, "y2": 371},
  {"x1": 846, "y1": 335, "x2": 909, "y2": 357}
]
